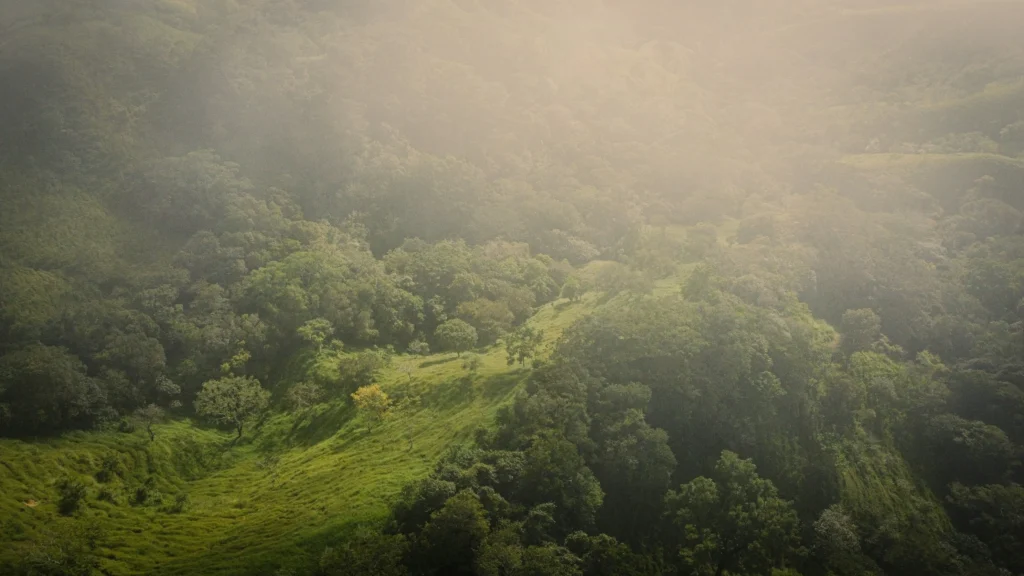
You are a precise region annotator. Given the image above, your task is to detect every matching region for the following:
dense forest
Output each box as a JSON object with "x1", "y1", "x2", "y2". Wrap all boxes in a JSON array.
[{"x1": 1, "y1": 0, "x2": 1024, "y2": 575}]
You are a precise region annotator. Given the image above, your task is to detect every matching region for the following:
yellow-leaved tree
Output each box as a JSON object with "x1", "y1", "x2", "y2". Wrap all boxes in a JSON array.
[{"x1": 351, "y1": 384, "x2": 391, "y2": 432}]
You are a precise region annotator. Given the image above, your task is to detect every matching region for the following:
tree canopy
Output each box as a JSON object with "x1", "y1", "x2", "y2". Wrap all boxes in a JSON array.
[{"x1": 2, "y1": 0, "x2": 1024, "y2": 575}]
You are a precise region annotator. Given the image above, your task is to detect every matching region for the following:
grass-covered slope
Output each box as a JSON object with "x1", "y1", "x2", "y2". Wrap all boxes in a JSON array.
[{"x1": 0, "y1": 293, "x2": 599, "y2": 575}]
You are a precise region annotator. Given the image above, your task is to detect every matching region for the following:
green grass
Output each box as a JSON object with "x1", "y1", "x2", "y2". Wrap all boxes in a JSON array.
[{"x1": 0, "y1": 294, "x2": 599, "y2": 575}]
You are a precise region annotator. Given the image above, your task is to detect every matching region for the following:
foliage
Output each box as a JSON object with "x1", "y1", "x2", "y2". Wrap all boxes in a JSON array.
[
  {"x1": 664, "y1": 451, "x2": 801, "y2": 576},
  {"x1": 462, "y1": 354, "x2": 483, "y2": 375},
  {"x1": 3, "y1": 1, "x2": 1024, "y2": 575},
  {"x1": 336, "y1": 348, "x2": 393, "y2": 394},
  {"x1": 319, "y1": 530, "x2": 408, "y2": 576},
  {"x1": 0, "y1": 345, "x2": 105, "y2": 434},
  {"x1": 560, "y1": 276, "x2": 583, "y2": 303},
  {"x1": 812, "y1": 505, "x2": 878, "y2": 576},
  {"x1": 297, "y1": 319, "x2": 334, "y2": 352},
  {"x1": 947, "y1": 483, "x2": 1024, "y2": 573},
  {"x1": 56, "y1": 477, "x2": 87, "y2": 516},
  {"x1": 458, "y1": 298, "x2": 515, "y2": 345},
  {"x1": 435, "y1": 319, "x2": 479, "y2": 357},
  {"x1": 506, "y1": 326, "x2": 545, "y2": 367},
  {"x1": 194, "y1": 376, "x2": 270, "y2": 439},
  {"x1": 168, "y1": 492, "x2": 190, "y2": 514},
  {"x1": 413, "y1": 490, "x2": 491, "y2": 575},
  {"x1": 351, "y1": 385, "x2": 392, "y2": 432},
  {"x1": 134, "y1": 403, "x2": 165, "y2": 442},
  {"x1": 286, "y1": 382, "x2": 324, "y2": 412},
  {"x1": 407, "y1": 339, "x2": 431, "y2": 356}
]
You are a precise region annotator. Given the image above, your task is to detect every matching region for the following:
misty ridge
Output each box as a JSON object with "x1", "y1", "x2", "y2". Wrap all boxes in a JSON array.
[{"x1": 1, "y1": 1, "x2": 1024, "y2": 575}]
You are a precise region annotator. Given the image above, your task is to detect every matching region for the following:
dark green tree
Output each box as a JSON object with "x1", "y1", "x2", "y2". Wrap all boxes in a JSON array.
[
  {"x1": 664, "y1": 451, "x2": 801, "y2": 576},
  {"x1": 0, "y1": 345, "x2": 105, "y2": 434},
  {"x1": 319, "y1": 530, "x2": 408, "y2": 576},
  {"x1": 415, "y1": 490, "x2": 490, "y2": 575},
  {"x1": 194, "y1": 376, "x2": 270, "y2": 439},
  {"x1": 435, "y1": 319, "x2": 478, "y2": 357}
]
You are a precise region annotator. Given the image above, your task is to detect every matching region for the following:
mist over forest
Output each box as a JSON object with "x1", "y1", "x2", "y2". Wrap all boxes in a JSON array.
[{"x1": 1, "y1": 1, "x2": 1024, "y2": 575}]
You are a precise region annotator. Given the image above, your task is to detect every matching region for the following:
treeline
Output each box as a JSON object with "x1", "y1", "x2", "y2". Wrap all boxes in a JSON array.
[
  {"x1": 0, "y1": 158, "x2": 573, "y2": 433},
  {"x1": 3, "y1": 0, "x2": 1023, "y2": 440},
  {"x1": 326, "y1": 238, "x2": 1023, "y2": 576}
]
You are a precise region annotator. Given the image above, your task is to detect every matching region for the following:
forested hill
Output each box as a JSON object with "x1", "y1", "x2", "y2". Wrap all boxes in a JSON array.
[{"x1": 2, "y1": 1, "x2": 1024, "y2": 575}]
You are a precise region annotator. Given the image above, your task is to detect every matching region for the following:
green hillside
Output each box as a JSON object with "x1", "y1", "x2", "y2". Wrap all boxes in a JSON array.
[
  {"x1": 1, "y1": 290, "x2": 601, "y2": 575},
  {"x1": 2, "y1": 1, "x2": 1024, "y2": 575}
]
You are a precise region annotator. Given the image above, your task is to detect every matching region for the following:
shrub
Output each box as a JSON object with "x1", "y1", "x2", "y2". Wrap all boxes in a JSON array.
[
  {"x1": 133, "y1": 485, "x2": 150, "y2": 505},
  {"x1": 168, "y1": 493, "x2": 190, "y2": 514},
  {"x1": 57, "y1": 477, "x2": 87, "y2": 515},
  {"x1": 407, "y1": 339, "x2": 430, "y2": 356},
  {"x1": 133, "y1": 477, "x2": 161, "y2": 506},
  {"x1": 95, "y1": 453, "x2": 121, "y2": 483},
  {"x1": 97, "y1": 487, "x2": 118, "y2": 504}
]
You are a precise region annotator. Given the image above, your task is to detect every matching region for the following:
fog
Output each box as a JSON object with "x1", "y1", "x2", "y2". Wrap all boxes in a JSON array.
[{"x1": 1, "y1": 1, "x2": 1024, "y2": 574}]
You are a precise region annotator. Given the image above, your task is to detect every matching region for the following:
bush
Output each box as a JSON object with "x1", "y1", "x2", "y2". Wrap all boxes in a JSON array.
[
  {"x1": 95, "y1": 453, "x2": 121, "y2": 483},
  {"x1": 117, "y1": 418, "x2": 136, "y2": 434},
  {"x1": 97, "y1": 487, "x2": 118, "y2": 504},
  {"x1": 133, "y1": 477, "x2": 161, "y2": 506},
  {"x1": 57, "y1": 477, "x2": 87, "y2": 515},
  {"x1": 407, "y1": 339, "x2": 430, "y2": 356},
  {"x1": 337, "y1": 348, "x2": 393, "y2": 392},
  {"x1": 167, "y1": 492, "x2": 190, "y2": 514}
]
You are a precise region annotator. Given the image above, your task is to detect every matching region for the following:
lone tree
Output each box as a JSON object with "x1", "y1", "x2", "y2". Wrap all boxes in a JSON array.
[
  {"x1": 351, "y1": 384, "x2": 391, "y2": 432},
  {"x1": 194, "y1": 375, "x2": 270, "y2": 440},
  {"x1": 298, "y1": 318, "x2": 334, "y2": 352},
  {"x1": 560, "y1": 276, "x2": 583, "y2": 302},
  {"x1": 435, "y1": 319, "x2": 478, "y2": 357},
  {"x1": 134, "y1": 403, "x2": 165, "y2": 442},
  {"x1": 506, "y1": 325, "x2": 544, "y2": 366}
]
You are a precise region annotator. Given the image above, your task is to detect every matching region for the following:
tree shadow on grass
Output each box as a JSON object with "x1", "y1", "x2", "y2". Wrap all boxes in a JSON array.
[
  {"x1": 420, "y1": 375, "x2": 475, "y2": 409},
  {"x1": 418, "y1": 355, "x2": 458, "y2": 369},
  {"x1": 285, "y1": 403, "x2": 356, "y2": 447},
  {"x1": 481, "y1": 370, "x2": 526, "y2": 400},
  {"x1": 420, "y1": 370, "x2": 526, "y2": 409}
]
